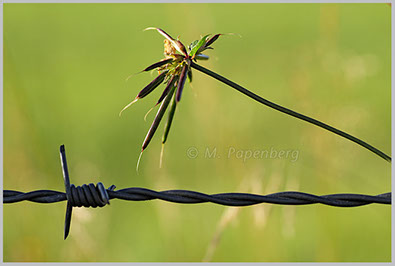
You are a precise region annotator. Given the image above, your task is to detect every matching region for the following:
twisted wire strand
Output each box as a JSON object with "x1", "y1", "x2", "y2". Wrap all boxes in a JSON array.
[
  {"x1": 3, "y1": 188, "x2": 391, "y2": 207},
  {"x1": 6, "y1": 146, "x2": 390, "y2": 240}
]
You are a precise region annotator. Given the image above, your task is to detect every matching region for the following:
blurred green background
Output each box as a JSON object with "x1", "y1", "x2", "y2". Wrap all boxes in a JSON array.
[{"x1": 3, "y1": 3, "x2": 391, "y2": 262}]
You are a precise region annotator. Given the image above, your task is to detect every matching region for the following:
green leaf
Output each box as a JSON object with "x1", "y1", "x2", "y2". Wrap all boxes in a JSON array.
[
  {"x1": 189, "y1": 34, "x2": 210, "y2": 58},
  {"x1": 188, "y1": 40, "x2": 199, "y2": 52}
]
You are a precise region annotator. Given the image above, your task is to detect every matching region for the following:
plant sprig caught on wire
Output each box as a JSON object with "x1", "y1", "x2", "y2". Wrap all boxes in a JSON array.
[
  {"x1": 120, "y1": 27, "x2": 390, "y2": 171},
  {"x1": 120, "y1": 28, "x2": 223, "y2": 170}
]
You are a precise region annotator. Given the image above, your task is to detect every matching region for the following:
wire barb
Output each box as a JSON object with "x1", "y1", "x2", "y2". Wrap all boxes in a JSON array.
[{"x1": 59, "y1": 145, "x2": 116, "y2": 239}]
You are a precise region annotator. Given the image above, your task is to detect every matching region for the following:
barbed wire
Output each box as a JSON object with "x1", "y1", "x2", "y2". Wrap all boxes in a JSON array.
[
  {"x1": 3, "y1": 145, "x2": 391, "y2": 239},
  {"x1": 4, "y1": 187, "x2": 391, "y2": 207}
]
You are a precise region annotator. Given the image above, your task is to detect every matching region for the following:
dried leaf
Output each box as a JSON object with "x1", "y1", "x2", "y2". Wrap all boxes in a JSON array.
[
  {"x1": 145, "y1": 27, "x2": 187, "y2": 56},
  {"x1": 175, "y1": 40, "x2": 188, "y2": 57}
]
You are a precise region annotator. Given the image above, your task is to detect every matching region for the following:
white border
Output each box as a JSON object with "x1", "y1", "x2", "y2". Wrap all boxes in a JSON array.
[{"x1": 1, "y1": 0, "x2": 393, "y2": 265}]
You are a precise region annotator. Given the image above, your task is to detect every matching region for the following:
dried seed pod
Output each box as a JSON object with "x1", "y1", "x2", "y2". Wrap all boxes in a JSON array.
[
  {"x1": 119, "y1": 70, "x2": 169, "y2": 116},
  {"x1": 162, "y1": 92, "x2": 177, "y2": 145},
  {"x1": 187, "y1": 69, "x2": 192, "y2": 83},
  {"x1": 142, "y1": 85, "x2": 176, "y2": 151},
  {"x1": 176, "y1": 64, "x2": 188, "y2": 102},
  {"x1": 142, "y1": 58, "x2": 173, "y2": 72},
  {"x1": 205, "y1": 34, "x2": 221, "y2": 48},
  {"x1": 156, "y1": 74, "x2": 178, "y2": 106},
  {"x1": 137, "y1": 70, "x2": 168, "y2": 99}
]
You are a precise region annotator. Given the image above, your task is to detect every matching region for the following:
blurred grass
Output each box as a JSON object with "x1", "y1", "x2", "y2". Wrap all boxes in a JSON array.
[{"x1": 3, "y1": 3, "x2": 391, "y2": 262}]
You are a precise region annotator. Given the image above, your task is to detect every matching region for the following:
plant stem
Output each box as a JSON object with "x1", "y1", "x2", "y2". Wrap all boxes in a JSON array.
[{"x1": 191, "y1": 62, "x2": 391, "y2": 163}]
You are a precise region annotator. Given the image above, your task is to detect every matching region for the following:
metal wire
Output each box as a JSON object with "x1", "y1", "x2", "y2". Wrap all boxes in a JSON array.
[
  {"x1": 4, "y1": 188, "x2": 391, "y2": 207},
  {"x1": 3, "y1": 145, "x2": 391, "y2": 240}
]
